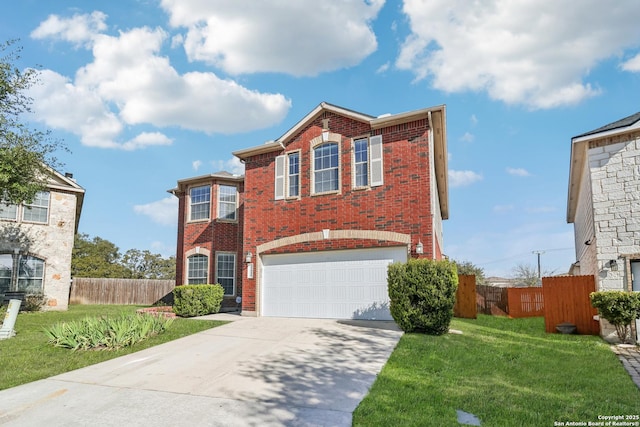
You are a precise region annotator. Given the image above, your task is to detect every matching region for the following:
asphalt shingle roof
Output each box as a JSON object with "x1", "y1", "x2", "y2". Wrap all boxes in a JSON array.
[{"x1": 574, "y1": 111, "x2": 640, "y2": 139}]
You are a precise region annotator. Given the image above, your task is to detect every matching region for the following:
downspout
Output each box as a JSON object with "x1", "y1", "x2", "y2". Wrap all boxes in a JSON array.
[{"x1": 428, "y1": 110, "x2": 436, "y2": 258}]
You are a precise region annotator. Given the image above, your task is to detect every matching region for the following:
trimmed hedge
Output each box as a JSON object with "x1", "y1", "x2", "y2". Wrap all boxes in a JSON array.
[
  {"x1": 173, "y1": 284, "x2": 224, "y2": 317},
  {"x1": 590, "y1": 291, "x2": 640, "y2": 344},
  {"x1": 388, "y1": 258, "x2": 458, "y2": 334}
]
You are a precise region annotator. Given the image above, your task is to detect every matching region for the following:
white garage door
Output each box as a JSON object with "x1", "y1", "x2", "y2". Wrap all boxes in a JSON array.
[{"x1": 261, "y1": 247, "x2": 407, "y2": 320}]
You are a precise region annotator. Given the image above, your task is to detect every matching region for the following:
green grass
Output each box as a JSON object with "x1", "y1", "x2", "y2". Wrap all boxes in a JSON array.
[
  {"x1": 0, "y1": 305, "x2": 225, "y2": 390},
  {"x1": 354, "y1": 315, "x2": 640, "y2": 427}
]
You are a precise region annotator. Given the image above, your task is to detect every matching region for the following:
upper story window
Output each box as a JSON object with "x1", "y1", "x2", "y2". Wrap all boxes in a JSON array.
[
  {"x1": 0, "y1": 202, "x2": 17, "y2": 221},
  {"x1": 218, "y1": 185, "x2": 237, "y2": 221},
  {"x1": 187, "y1": 254, "x2": 208, "y2": 284},
  {"x1": 288, "y1": 153, "x2": 300, "y2": 197},
  {"x1": 23, "y1": 191, "x2": 50, "y2": 223},
  {"x1": 189, "y1": 185, "x2": 210, "y2": 221},
  {"x1": 313, "y1": 143, "x2": 339, "y2": 193},
  {"x1": 352, "y1": 135, "x2": 384, "y2": 189},
  {"x1": 274, "y1": 151, "x2": 301, "y2": 200},
  {"x1": 354, "y1": 138, "x2": 368, "y2": 188}
]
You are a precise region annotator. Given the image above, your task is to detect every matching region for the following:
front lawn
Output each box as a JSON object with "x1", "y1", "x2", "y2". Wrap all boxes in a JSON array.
[
  {"x1": 354, "y1": 315, "x2": 640, "y2": 426},
  {"x1": 0, "y1": 305, "x2": 225, "y2": 390}
]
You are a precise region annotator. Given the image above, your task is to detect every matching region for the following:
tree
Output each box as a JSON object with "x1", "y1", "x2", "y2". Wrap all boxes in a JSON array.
[
  {"x1": 121, "y1": 249, "x2": 176, "y2": 280},
  {"x1": 0, "y1": 40, "x2": 66, "y2": 205},
  {"x1": 453, "y1": 260, "x2": 487, "y2": 286},
  {"x1": 510, "y1": 263, "x2": 557, "y2": 287},
  {"x1": 71, "y1": 233, "x2": 176, "y2": 280},
  {"x1": 71, "y1": 233, "x2": 130, "y2": 278}
]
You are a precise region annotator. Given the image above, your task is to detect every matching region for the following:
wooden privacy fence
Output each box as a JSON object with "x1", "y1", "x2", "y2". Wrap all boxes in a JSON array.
[
  {"x1": 70, "y1": 278, "x2": 175, "y2": 305},
  {"x1": 476, "y1": 284, "x2": 508, "y2": 316},
  {"x1": 454, "y1": 274, "x2": 477, "y2": 319},
  {"x1": 507, "y1": 287, "x2": 545, "y2": 318},
  {"x1": 542, "y1": 275, "x2": 599, "y2": 335}
]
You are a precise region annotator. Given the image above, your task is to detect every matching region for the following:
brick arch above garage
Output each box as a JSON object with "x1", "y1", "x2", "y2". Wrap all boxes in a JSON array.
[{"x1": 256, "y1": 229, "x2": 411, "y2": 255}]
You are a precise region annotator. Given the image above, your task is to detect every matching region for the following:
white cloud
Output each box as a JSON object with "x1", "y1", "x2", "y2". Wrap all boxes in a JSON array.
[
  {"x1": 506, "y1": 167, "x2": 531, "y2": 177},
  {"x1": 29, "y1": 13, "x2": 292, "y2": 149},
  {"x1": 448, "y1": 170, "x2": 483, "y2": 187},
  {"x1": 376, "y1": 62, "x2": 390, "y2": 74},
  {"x1": 133, "y1": 197, "x2": 178, "y2": 226},
  {"x1": 470, "y1": 114, "x2": 478, "y2": 126},
  {"x1": 622, "y1": 53, "x2": 640, "y2": 72},
  {"x1": 460, "y1": 132, "x2": 474, "y2": 143},
  {"x1": 30, "y1": 11, "x2": 107, "y2": 47},
  {"x1": 160, "y1": 0, "x2": 384, "y2": 76},
  {"x1": 211, "y1": 157, "x2": 245, "y2": 176},
  {"x1": 398, "y1": 0, "x2": 640, "y2": 109},
  {"x1": 192, "y1": 160, "x2": 202, "y2": 171}
]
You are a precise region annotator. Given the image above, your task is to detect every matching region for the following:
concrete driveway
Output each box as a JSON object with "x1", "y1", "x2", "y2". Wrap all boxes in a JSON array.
[{"x1": 0, "y1": 315, "x2": 402, "y2": 426}]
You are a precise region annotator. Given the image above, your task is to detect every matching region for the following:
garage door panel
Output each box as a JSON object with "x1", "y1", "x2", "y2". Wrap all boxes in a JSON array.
[{"x1": 262, "y1": 247, "x2": 406, "y2": 320}]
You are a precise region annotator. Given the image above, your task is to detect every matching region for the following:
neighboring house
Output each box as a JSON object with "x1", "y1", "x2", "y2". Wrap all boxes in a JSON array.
[
  {"x1": 567, "y1": 111, "x2": 640, "y2": 340},
  {"x1": 172, "y1": 102, "x2": 449, "y2": 320},
  {"x1": 0, "y1": 170, "x2": 84, "y2": 310}
]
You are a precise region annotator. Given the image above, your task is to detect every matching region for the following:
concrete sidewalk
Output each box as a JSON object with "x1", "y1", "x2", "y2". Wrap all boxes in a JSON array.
[{"x1": 0, "y1": 316, "x2": 402, "y2": 426}]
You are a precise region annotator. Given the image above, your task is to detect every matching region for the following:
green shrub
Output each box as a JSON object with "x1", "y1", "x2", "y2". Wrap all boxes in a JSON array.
[
  {"x1": 173, "y1": 284, "x2": 224, "y2": 317},
  {"x1": 44, "y1": 313, "x2": 173, "y2": 350},
  {"x1": 590, "y1": 291, "x2": 640, "y2": 343},
  {"x1": 22, "y1": 293, "x2": 47, "y2": 312},
  {"x1": 388, "y1": 258, "x2": 458, "y2": 334}
]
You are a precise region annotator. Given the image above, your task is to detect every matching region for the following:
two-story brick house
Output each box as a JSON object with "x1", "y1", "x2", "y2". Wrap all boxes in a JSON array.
[
  {"x1": 173, "y1": 102, "x2": 449, "y2": 320},
  {"x1": 0, "y1": 169, "x2": 84, "y2": 310}
]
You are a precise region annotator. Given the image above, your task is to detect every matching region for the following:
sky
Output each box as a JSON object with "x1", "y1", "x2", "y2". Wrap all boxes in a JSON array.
[{"x1": 2, "y1": 0, "x2": 640, "y2": 278}]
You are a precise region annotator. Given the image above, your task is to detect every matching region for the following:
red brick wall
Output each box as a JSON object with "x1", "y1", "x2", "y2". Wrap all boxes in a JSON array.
[
  {"x1": 175, "y1": 179, "x2": 244, "y2": 310},
  {"x1": 241, "y1": 113, "x2": 436, "y2": 312}
]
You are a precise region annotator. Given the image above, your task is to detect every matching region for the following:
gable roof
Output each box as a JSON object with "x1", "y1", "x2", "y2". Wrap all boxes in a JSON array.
[
  {"x1": 567, "y1": 111, "x2": 640, "y2": 223},
  {"x1": 233, "y1": 102, "x2": 449, "y2": 219}
]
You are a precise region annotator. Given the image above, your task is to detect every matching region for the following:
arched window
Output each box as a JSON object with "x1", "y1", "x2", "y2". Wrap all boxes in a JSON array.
[
  {"x1": 313, "y1": 143, "x2": 339, "y2": 193},
  {"x1": 187, "y1": 254, "x2": 208, "y2": 284}
]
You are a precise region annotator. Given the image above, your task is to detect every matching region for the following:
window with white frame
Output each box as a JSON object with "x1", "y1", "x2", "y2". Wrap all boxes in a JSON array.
[
  {"x1": 216, "y1": 253, "x2": 236, "y2": 295},
  {"x1": 17, "y1": 256, "x2": 45, "y2": 294},
  {"x1": 353, "y1": 138, "x2": 369, "y2": 187},
  {"x1": 0, "y1": 202, "x2": 17, "y2": 221},
  {"x1": 352, "y1": 135, "x2": 384, "y2": 189},
  {"x1": 288, "y1": 152, "x2": 299, "y2": 197},
  {"x1": 190, "y1": 186, "x2": 210, "y2": 221},
  {"x1": 187, "y1": 254, "x2": 208, "y2": 284},
  {"x1": 0, "y1": 254, "x2": 12, "y2": 294},
  {"x1": 217, "y1": 185, "x2": 237, "y2": 220},
  {"x1": 313, "y1": 143, "x2": 339, "y2": 193},
  {"x1": 0, "y1": 254, "x2": 45, "y2": 294},
  {"x1": 274, "y1": 151, "x2": 300, "y2": 200},
  {"x1": 22, "y1": 191, "x2": 49, "y2": 223}
]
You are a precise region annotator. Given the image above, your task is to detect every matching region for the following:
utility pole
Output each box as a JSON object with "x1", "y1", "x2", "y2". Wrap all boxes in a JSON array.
[{"x1": 532, "y1": 250, "x2": 545, "y2": 278}]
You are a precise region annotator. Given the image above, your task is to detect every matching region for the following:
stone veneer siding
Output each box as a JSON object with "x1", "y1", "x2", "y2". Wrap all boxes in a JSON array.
[
  {"x1": 587, "y1": 135, "x2": 640, "y2": 291},
  {"x1": 584, "y1": 133, "x2": 640, "y2": 339},
  {"x1": 0, "y1": 190, "x2": 78, "y2": 310}
]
